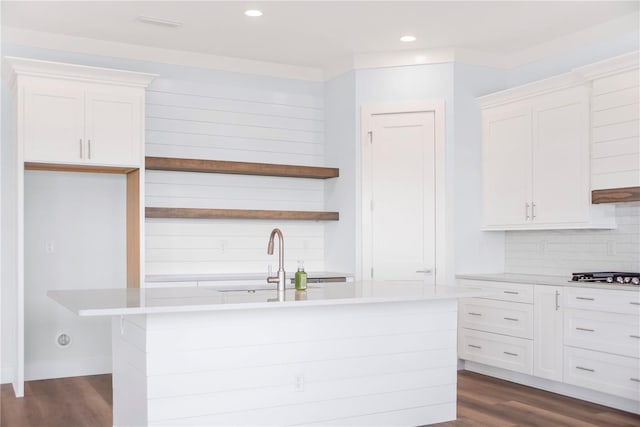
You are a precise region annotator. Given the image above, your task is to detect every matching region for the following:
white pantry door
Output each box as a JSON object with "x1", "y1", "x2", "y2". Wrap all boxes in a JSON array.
[{"x1": 367, "y1": 111, "x2": 436, "y2": 281}]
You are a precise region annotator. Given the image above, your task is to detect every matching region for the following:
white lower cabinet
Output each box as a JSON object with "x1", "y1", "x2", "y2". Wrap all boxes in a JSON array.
[
  {"x1": 459, "y1": 279, "x2": 640, "y2": 411},
  {"x1": 459, "y1": 329, "x2": 533, "y2": 375},
  {"x1": 564, "y1": 346, "x2": 640, "y2": 401},
  {"x1": 457, "y1": 280, "x2": 534, "y2": 374},
  {"x1": 533, "y1": 285, "x2": 563, "y2": 381}
]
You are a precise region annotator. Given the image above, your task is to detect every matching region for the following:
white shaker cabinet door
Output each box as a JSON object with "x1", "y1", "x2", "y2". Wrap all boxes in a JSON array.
[
  {"x1": 533, "y1": 285, "x2": 564, "y2": 382},
  {"x1": 482, "y1": 104, "x2": 532, "y2": 227},
  {"x1": 532, "y1": 87, "x2": 590, "y2": 225},
  {"x1": 23, "y1": 82, "x2": 85, "y2": 164},
  {"x1": 85, "y1": 87, "x2": 142, "y2": 167}
]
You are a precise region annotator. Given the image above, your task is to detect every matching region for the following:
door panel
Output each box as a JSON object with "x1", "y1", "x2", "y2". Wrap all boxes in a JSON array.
[
  {"x1": 23, "y1": 84, "x2": 84, "y2": 163},
  {"x1": 85, "y1": 87, "x2": 141, "y2": 167},
  {"x1": 370, "y1": 112, "x2": 435, "y2": 281},
  {"x1": 482, "y1": 105, "x2": 532, "y2": 227},
  {"x1": 532, "y1": 88, "x2": 589, "y2": 224}
]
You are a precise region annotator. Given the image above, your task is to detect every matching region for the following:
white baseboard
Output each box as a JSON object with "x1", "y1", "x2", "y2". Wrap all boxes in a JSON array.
[
  {"x1": 463, "y1": 361, "x2": 640, "y2": 415},
  {"x1": 1, "y1": 364, "x2": 15, "y2": 384},
  {"x1": 25, "y1": 356, "x2": 111, "y2": 381}
]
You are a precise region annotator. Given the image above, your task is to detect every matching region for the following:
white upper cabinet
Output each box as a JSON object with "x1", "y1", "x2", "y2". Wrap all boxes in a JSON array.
[
  {"x1": 6, "y1": 57, "x2": 156, "y2": 168},
  {"x1": 482, "y1": 103, "x2": 532, "y2": 227},
  {"x1": 479, "y1": 74, "x2": 615, "y2": 230},
  {"x1": 23, "y1": 80, "x2": 85, "y2": 163},
  {"x1": 84, "y1": 85, "x2": 142, "y2": 166}
]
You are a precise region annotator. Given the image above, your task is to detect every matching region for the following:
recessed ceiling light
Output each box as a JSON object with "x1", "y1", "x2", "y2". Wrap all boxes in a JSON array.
[
  {"x1": 400, "y1": 35, "x2": 417, "y2": 43},
  {"x1": 136, "y1": 15, "x2": 183, "y2": 28},
  {"x1": 244, "y1": 9, "x2": 263, "y2": 17}
]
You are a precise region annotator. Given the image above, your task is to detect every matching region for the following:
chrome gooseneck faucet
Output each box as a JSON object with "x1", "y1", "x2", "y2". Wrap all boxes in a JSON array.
[{"x1": 267, "y1": 228, "x2": 286, "y2": 293}]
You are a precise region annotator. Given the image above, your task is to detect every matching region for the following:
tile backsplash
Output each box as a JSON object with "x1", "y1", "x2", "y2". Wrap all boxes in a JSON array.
[{"x1": 505, "y1": 202, "x2": 640, "y2": 276}]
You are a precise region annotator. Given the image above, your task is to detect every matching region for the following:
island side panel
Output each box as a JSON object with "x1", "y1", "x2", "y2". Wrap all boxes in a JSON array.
[
  {"x1": 129, "y1": 299, "x2": 458, "y2": 426},
  {"x1": 112, "y1": 315, "x2": 149, "y2": 426}
]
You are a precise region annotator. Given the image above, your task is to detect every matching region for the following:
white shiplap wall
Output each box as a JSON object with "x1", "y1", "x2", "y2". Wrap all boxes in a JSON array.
[
  {"x1": 505, "y1": 203, "x2": 640, "y2": 275},
  {"x1": 144, "y1": 77, "x2": 327, "y2": 275},
  {"x1": 591, "y1": 68, "x2": 640, "y2": 190}
]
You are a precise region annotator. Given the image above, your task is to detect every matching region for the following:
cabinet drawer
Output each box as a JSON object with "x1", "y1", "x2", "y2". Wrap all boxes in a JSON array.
[
  {"x1": 564, "y1": 346, "x2": 640, "y2": 401},
  {"x1": 564, "y1": 309, "x2": 640, "y2": 358},
  {"x1": 564, "y1": 287, "x2": 640, "y2": 315},
  {"x1": 457, "y1": 280, "x2": 534, "y2": 304},
  {"x1": 459, "y1": 329, "x2": 533, "y2": 375},
  {"x1": 460, "y1": 299, "x2": 533, "y2": 339}
]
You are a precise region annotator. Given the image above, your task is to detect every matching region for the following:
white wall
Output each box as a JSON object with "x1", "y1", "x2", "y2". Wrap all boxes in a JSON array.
[
  {"x1": 24, "y1": 171, "x2": 125, "y2": 380},
  {"x1": 324, "y1": 71, "x2": 357, "y2": 275},
  {"x1": 1, "y1": 61, "x2": 18, "y2": 384},
  {"x1": 453, "y1": 63, "x2": 507, "y2": 274},
  {"x1": 143, "y1": 70, "x2": 327, "y2": 275},
  {"x1": 507, "y1": 30, "x2": 640, "y2": 87}
]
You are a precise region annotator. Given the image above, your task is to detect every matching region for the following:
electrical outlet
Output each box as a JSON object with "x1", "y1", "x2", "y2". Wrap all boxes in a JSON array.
[
  {"x1": 45, "y1": 241, "x2": 55, "y2": 254},
  {"x1": 294, "y1": 373, "x2": 304, "y2": 392}
]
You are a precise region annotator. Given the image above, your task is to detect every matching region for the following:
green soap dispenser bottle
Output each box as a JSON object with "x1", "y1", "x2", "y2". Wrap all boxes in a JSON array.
[{"x1": 295, "y1": 260, "x2": 308, "y2": 290}]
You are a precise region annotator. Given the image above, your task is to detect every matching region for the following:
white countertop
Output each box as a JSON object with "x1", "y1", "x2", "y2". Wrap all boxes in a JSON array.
[
  {"x1": 47, "y1": 281, "x2": 485, "y2": 316},
  {"x1": 456, "y1": 273, "x2": 639, "y2": 291},
  {"x1": 145, "y1": 272, "x2": 352, "y2": 283}
]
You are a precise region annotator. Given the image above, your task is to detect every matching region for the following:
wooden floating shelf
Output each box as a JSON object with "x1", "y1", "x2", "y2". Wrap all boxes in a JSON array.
[
  {"x1": 146, "y1": 207, "x2": 339, "y2": 221},
  {"x1": 592, "y1": 186, "x2": 640, "y2": 204},
  {"x1": 146, "y1": 156, "x2": 339, "y2": 179}
]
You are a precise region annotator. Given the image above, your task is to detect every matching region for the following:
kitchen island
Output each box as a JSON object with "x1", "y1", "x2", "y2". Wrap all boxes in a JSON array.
[{"x1": 48, "y1": 282, "x2": 482, "y2": 426}]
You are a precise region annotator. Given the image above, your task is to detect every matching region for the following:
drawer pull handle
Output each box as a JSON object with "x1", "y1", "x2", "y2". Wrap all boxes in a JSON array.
[
  {"x1": 468, "y1": 312, "x2": 482, "y2": 316},
  {"x1": 576, "y1": 327, "x2": 595, "y2": 332},
  {"x1": 504, "y1": 317, "x2": 519, "y2": 322},
  {"x1": 503, "y1": 351, "x2": 518, "y2": 357},
  {"x1": 576, "y1": 297, "x2": 595, "y2": 301},
  {"x1": 630, "y1": 335, "x2": 640, "y2": 339},
  {"x1": 468, "y1": 344, "x2": 482, "y2": 349},
  {"x1": 630, "y1": 302, "x2": 640, "y2": 306},
  {"x1": 631, "y1": 378, "x2": 640, "y2": 383},
  {"x1": 503, "y1": 291, "x2": 519, "y2": 295},
  {"x1": 576, "y1": 366, "x2": 595, "y2": 373}
]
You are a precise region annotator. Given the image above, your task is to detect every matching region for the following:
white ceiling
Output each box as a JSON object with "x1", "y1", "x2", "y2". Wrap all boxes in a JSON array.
[{"x1": 2, "y1": 1, "x2": 639, "y2": 72}]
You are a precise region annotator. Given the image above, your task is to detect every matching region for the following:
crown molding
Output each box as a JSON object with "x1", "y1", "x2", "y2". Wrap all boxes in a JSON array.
[
  {"x1": 476, "y1": 71, "x2": 586, "y2": 108},
  {"x1": 4, "y1": 56, "x2": 157, "y2": 88},
  {"x1": 2, "y1": 27, "x2": 324, "y2": 82},
  {"x1": 576, "y1": 51, "x2": 639, "y2": 80},
  {"x1": 476, "y1": 49, "x2": 640, "y2": 107}
]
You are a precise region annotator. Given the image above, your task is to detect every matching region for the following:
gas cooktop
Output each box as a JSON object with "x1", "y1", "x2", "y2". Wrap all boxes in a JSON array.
[{"x1": 571, "y1": 272, "x2": 640, "y2": 285}]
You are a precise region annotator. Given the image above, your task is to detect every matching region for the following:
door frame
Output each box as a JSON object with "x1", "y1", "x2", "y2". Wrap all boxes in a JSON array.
[{"x1": 360, "y1": 101, "x2": 449, "y2": 284}]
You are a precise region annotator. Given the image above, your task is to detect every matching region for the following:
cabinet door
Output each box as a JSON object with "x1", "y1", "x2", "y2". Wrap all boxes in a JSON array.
[
  {"x1": 482, "y1": 104, "x2": 532, "y2": 227},
  {"x1": 23, "y1": 82, "x2": 85, "y2": 164},
  {"x1": 533, "y1": 285, "x2": 563, "y2": 382},
  {"x1": 85, "y1": 86, "x2": 142, "y2": 167},
  {"x1": 532, "y1": 87, "x2": 590, "y2": 224}
]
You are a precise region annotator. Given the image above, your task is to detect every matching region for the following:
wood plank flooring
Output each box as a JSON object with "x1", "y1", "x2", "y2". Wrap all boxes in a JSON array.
[{"x1": 1, "y1": 371, "x2": 638, "y2": 426}]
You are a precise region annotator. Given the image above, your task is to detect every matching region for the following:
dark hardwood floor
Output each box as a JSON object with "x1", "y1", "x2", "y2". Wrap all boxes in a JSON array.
[{"x1": 1, "y1": 371, "x2": 638, "y2": 426}]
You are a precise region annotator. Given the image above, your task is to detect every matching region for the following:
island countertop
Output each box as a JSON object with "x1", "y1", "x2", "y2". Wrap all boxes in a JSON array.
[{"x1": 47, "y1": 281, "x2": 485, "y2": 316}]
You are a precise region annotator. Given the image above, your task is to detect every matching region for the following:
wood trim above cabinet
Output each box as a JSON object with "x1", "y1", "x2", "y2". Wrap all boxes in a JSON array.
[
  {"x1": 146, "y1": 207, "x2": 339, "y2": 221},
  {"x1": 145, "y1": 156, "x2": 339, "y2": 179},
  {"x1": 592, "y1": 187, "x2": 640, "y2": 204},
  {"x1": 25, "y1": 162, "x2": 137, "y2": 174}
]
